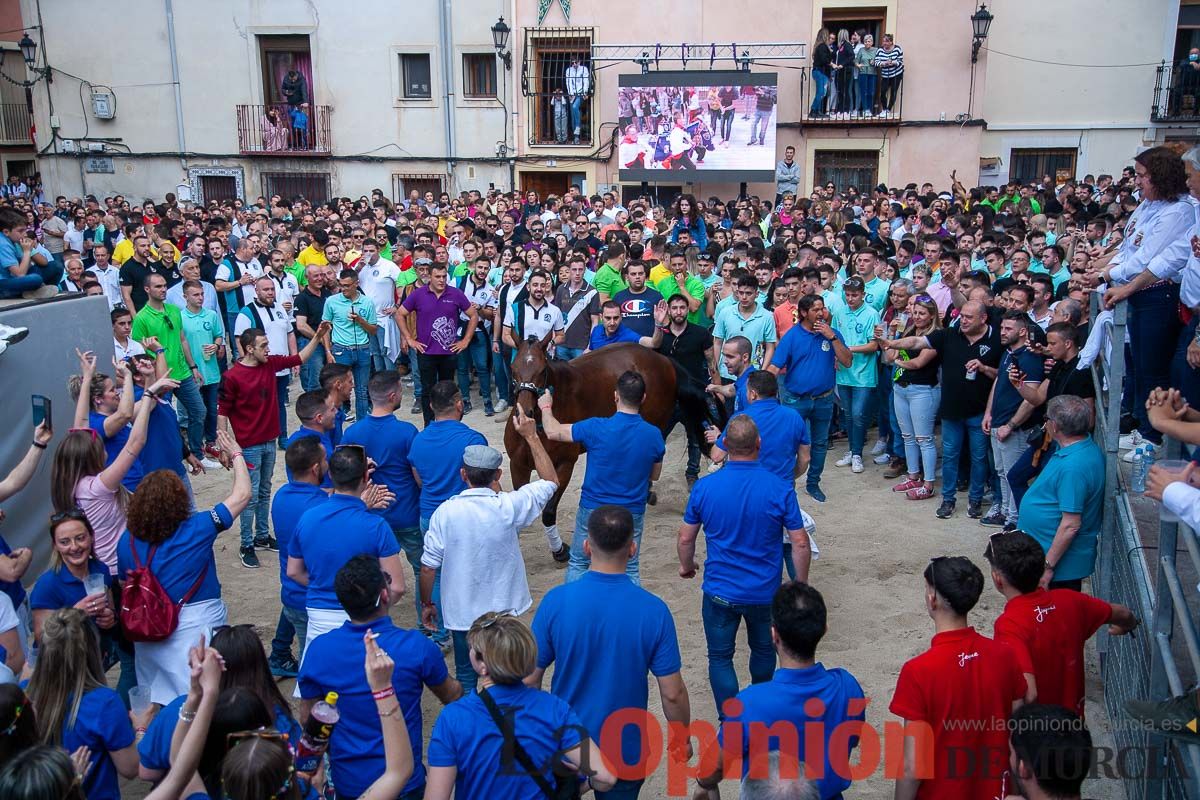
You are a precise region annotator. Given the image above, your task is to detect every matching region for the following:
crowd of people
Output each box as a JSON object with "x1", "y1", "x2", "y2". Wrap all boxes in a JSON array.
[{"x1": 0, "y1": 143, "x2": 1197, "y2": 800}]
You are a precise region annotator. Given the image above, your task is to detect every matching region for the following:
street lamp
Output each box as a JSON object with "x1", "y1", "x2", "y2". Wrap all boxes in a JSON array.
[
  {"x1": 970, "y1": 3, "x2": 994, "y2": 63},
  {"x1": 0, "y1": 30, "x2": 51, "y2": 85},
  {"x1": 492, "y1": 17, "x2": 512, "y2": 70}
]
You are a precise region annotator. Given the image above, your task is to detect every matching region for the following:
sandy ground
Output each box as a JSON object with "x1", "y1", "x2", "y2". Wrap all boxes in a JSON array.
[{"x1": 142, "y1": 400, "x2": 1126, "y2": 800}]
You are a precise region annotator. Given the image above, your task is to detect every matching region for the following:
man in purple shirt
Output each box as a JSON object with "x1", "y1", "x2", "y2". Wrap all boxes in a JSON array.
[{"x1": 397, "y1": 263, "x2": 479, "y2": 425}]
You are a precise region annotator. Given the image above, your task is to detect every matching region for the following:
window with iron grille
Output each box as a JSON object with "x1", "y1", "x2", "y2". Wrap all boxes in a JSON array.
[
  {"x1": 463, "y1": 54, "x2": 497, "y2": 99},
  {"x1": 200, "y1": 176, "x2": 238, "y2": 204},
  {"x1": 400, "y1": 53, "x2": 432, "y2": 100},
  {"x1": 521, "y1": 27, "x2": 594, "y2": 145},
  {"x1": 391, "y1": 173, "x2": 446, "y2": 205},
  {"x1": 813, "y1": 150, "x2": 878, "y2": 194},
  {"x1": 261, "y1": 172, "x2": 332, "y2": 205},
  {"x1": 1009, "y1": 148, "x2": 1077, "y2": 186}
]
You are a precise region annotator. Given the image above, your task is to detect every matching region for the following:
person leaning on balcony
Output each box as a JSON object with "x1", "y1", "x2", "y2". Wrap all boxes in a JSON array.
[{"x1": 1176, "y1": 48, "x2": 1200, "y2": 115}]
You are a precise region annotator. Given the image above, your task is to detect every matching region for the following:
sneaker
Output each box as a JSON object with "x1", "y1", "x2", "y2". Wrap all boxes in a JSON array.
[
  {"x1": 1124, "y1": 693, "x2": 1200, "y2": 744},
  {"x1": 0, "y1": 323, "x2": 28, "y2": 345},
  {"x1": 835, "y1": 453, "x2": 853, "y2": 468},
  {"x1": 344, "y1": 409, "x2": 356, "y2": 424},
  {"x1": 871, "y1": 439, "x2": 888, "y2": 456},
  {"x1": 1003, "y1": 521, "x2": 1018, "y2": 532},
  {"x1": 686, "y1": 473, "x2": 698, "y2": 490},
  {"x1": 967, "y1": 500, "x2": 983, "y2": 518},
  {"x1": 494, "y1": 399, "x2": 509, "y2": 413},
  {"x1": 240, "y1": 546, "x2": 260, "y2": 569},
  {"x1": 906, "y1": 485, "x2": 935, "y2": 501},
  {"x1": 851, "y1": 455, "x2": 864, "y2": 473},
  {"x1": 883, "y1": 458, "x2": 908, "y2": 479},
  {"x1": 21, "y1": 285, "x2": 58, "y2": 300},
  {"x1": 269, "y1": 656, "x2": 299, "y2": 679},
  {"x1": 200, "y1": 457, "x2": 223, "y2": 471},
  {"x1": 979, "y1": 509, "x2": 1007, "y2": 527},
  {"x1": 484, "y1": 406, "x2": 495, "y2": 417},
  {"x1": 462, "y1": 401, "x2": 473, "y2": 415},
  {"x1": 1118, "y1": 431, "x2": 1144, "y2": 451},
  {"x1": 935, "y1": 500, "x2": 956, "y2": 519},
  {"x1": 551, "y1": 543, "x2": 570, "y2": 564},
  {"x1": 255, "y1": 535, "x2": 279, "y2": 552},
  {"x1": 410, "y1": 399, "x2": 422, "y2": 414},
  {"x1": 806, "y1": 486, "x2": 827, "y2": 503},
  {"x1": 892, "y1": 478, "x2": 921, "y2": 493},
  {"x1": 873, "y1": 452, "x2": 891, "y2": 465}
]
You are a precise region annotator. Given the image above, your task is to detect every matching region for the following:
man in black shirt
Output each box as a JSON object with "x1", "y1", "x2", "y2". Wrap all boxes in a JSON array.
[
  {"x1": 118, "y1": 233, "x2": 176, "y2": 311},
  {"x1": 883, "y1": 301, "x2": 1001, "y2": 520},
  {"x1": 659, "y1": 293, "x2": 713, "y2": 487},
  {"x1": 293, "y1": 262, "x2": 333, "y2": 391}
]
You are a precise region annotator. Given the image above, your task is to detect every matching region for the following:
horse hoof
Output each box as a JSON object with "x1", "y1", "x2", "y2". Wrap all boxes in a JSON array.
[
  {"x1": 647, "y1": 490, "x2": 658, "y2": 506},
  {"x1": 552, "y1": 543, "x2": 570, "y2": 564}
]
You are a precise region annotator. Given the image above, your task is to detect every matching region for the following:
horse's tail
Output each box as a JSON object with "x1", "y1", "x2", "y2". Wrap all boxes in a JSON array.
[{"x1": 668, "y1": 358, "x2": 727, "y2": 440}]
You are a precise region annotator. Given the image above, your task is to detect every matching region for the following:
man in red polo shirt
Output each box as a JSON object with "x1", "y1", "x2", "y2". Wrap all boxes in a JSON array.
[
  {"x1": 218, "y1": 321, "x2": 331, "y2": 569},
  {"x1": 890, "y1": 555, "x2": 1027, "y2": 800},
  {"x1": 985, "y1": 530, "x2": 1139, "y2": 717}
]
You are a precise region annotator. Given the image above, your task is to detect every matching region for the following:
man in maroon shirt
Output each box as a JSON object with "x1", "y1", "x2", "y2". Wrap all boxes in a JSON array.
[{"x1": 219, "y1": 321, "x2": 331, "y2": 568}]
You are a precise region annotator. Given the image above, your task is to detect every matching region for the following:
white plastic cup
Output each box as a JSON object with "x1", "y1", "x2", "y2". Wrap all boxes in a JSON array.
[
  {"x1": 1156, "y1": 460, "x2": 1192, "y2": 523},
  {"x1": 83, "y1": 573, "x2": 106, "y2": 598},
  {"x1": 129, "y1": 686, "x2": 152, "y2": 716}
]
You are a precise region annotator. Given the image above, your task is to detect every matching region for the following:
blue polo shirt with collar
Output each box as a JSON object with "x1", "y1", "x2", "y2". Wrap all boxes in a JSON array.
[
  {"x1": 720, "y1": 664, "x2": 867, "y2": 800},
  {"x1": 298, "y1": 616, "x2": 448, "y2": 797},
  {"x1": 342, "y1": 413, "x2": 422, "y2": 530},
  {"x1": 284, "y1": 426, "x2": 334, "y2": 487},
  {"x1": 717, "y1": 398, "x2": 810, "y2": 481},
  {"x1": 88, "y1": 410, "x2": 144, "y2": 492},
  {"x1": 288, "y1": 493, "x2": 400, "y2": 610},
  {"x1": 770, "y1": 324, "x2": 843, "y2": 398},
  {"x1": 991, "y1": 346, "x2": 1046, "y2": 428},
  {"x1": 684, "y1": 461, "x2": 803, "y2": 605},
  {"x1": 589, "y1": 323, "x2": 642, "y2": 350},
  {"x1": 270, "y1": 481, "x2": 329, "y2": 611},
  {"x1": 408, "y1": 419, "x2": 487, "y2": 520},
  {"x1": 573, "y1": 412, "x2": 666, "y2": 513},
  {"x1": 733, "y1": 365, "x2": 757, "y2": 413},
  {"x1": 1017, "y1": 438, "x2": 1105, "y2": 582},
  {"x1": 30, "y1": 559, "x2": 112, "y2": 611}
]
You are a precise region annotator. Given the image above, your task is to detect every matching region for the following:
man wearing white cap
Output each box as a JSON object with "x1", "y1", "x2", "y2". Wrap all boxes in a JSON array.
[{"x1": 419, "y1": 406, "x2": 557, "y2": 692}]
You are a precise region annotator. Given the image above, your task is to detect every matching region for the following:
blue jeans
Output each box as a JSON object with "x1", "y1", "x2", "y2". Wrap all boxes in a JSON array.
[
  {"x1": 171, "y1": 376, "x2": 207, "y2": 457},
  {"x1": 1171, "y1": 316, "x2": 1200, "y2": 412},
  {"x1": 239, "y1": 442, "x2": 277, "y2": 547},
  {"x1": 750, "y1": 109, "x2": 771, "y2": 143},
  {"x1": 270, "y1": 604, "x2": 308, "y2": 663},
  {"x1": 784, "y1": 391, "x2": 834, "y2": 492},
  {"x1": 566, "y1": 505, "x2": 645, "y2": 584},
  {"x1": 296, "y1": 336, "x2": 326, "y2": 391},
  {"x1": 875, "y1": 362, "x2": 895, "y2": 447},
  {"x1": 416, "y1": 517, "x2": 450, "y2": 644},
  {"x1": 224, "y1": 311, "x2": 242, "y2": 357},
  {"x1": 810, "y1": 70, "x2": 830, "y2": 114},
  {"x1": 702, "y1": 593, "x2": 774, "y2": 717},
  {"x1": 596, "y1": 780, "x2": 646, "y2": 800},
  {"x1": 455, "y1": 330, "x2": 494, "y2": 411},
  {"x1": 452, "y1": 630, "x2": 478, "y2": 694},
  {"x1": 857, "y1": 73, "x2": 877, "y2": 113},
  {"x1": 0, "y1": 273, "x2": 43, "y2": 298},
  {"x1": 199, "y1": 382, "x2": 219, "y2": 445},
  {"x1": 893, "y1": 384, "x2": 940, "y2": 482},
  {"x1": 1008, "y1": 439, "x2": 1056, "y2": 512},
  {"x1": 940, "y1": 414, "x2": 988, "y2": 504},
  {"x1": 556, "y1": 346, "x2": 585, "y2": 361},
  {"x1": 332, "y1": 342, "x2": 372, "y2": 420},
  {"x1": 38, "y1": 257, "x2": 63, "y2": 288},
  {"x1": 1127, "y1": 283, "x2": 1181, "y2": 441},
  {"x1": 569, "y1": 94, "x2": 584, "y2": 135},
  {"x1": 838, "y1": 384, "x2": 874, "y2": 456}
]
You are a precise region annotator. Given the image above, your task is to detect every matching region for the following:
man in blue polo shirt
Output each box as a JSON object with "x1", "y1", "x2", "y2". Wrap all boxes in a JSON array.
[
  {"x1": 268, "y1": 437, "x2": 329, "y2": 677},
  {"x1": 768, "y1": 294, "x2": 851, "y2": 503},
  {"x1": 283, "y1": 389, "x2": 336, "y2": 485},
  {"x1": 529, "y1": 505, "x2": 691, "y2": 799},
  {"x1": 287, "y1": 445, "x2": 407, "y2": 652},
  {"x1": 538, "y1": 370, "x2": 666, "y2": 584},
  {"x1": 299, "y1": 555, "x2": 461, "y2": 800},
  {"x1": 704, "y1": 335, "x2": 755, "y2": 415},
  {"x1": 693, "y1": 581, "x2": 866, "y2": 800},
  {"x1": 678, "y1": 415, "x2": 811, "y2": 715},
  {"x1": 588, "y1": 299, "x2": 666, "y2": 351}
]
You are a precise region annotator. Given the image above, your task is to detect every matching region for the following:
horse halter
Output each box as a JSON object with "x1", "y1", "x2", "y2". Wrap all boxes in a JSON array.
[{"x1": 512, "y1": 362, "x2": 551, "y2": 400}]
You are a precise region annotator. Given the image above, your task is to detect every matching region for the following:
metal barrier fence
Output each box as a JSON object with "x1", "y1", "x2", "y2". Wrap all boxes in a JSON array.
[{"x1": 1092, "y1": 300, "x2": 1200, "y2": 799}]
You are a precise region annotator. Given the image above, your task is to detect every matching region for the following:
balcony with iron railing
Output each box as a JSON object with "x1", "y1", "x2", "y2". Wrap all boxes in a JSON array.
[
  {"x1": 236, "y1": 104, "x2": 331, "y2": 156},
  {"x1": 0, "y1": 103, "x2": 31, "y2": 145},
  {"x1": 801, "y1": 68, "x2": 902, "y2": 125},
  {"x1": 1152, "y1": 61, "x2": 1200, "y2": 122}
]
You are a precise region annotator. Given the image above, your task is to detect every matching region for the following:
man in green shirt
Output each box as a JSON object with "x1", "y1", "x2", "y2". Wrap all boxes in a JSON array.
[
  {"x1": 656, "y1": 249, "x2": 706, "y2": 325},
  {"x1": 592, "y1": 241, "x2": 628, "y2": 301},
  {"x1": 451, "y1": 238, "x2": 481, "y2": 279},
  {"x1": 131, "y1": 271, "x2": 208, "y2": 460},
  {"x1": 181, "y1": 279, "x2": 225, "y2": 462},
  {"x1": 830, "y1": 276, "x2": 881, "y2": 474}
]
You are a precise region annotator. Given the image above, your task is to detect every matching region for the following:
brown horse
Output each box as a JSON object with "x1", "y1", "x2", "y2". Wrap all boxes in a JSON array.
[{"x1": 503, "y1": 331, "x2": 720, "y2": 554}]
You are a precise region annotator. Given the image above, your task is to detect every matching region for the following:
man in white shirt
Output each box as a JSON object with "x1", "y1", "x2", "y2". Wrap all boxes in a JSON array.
[
  {"x1": 86, "y1": 243, "x2": 122, "y2": 310},
  {"x1": 419, "y1": 417, "x2": 558, "y2": 692},
  {"x1": 234, "y1": 276, "x2": 298, "y2": 446},
  {"x1": 264, "y1": 248, "x2": 300, "y2": 317},
  {"x1": 355, "y1": 238, "x2": 401, "y2": 372},
  {"x1": 166, "y1": 257, "x2": 220, "y2": 315},
  {"x1": 454, "y1": 255, "x2": 499, "y2": 414},
  {"x1": 111, "y1": 307, "x2": 146, "y2": 362},
  {"x1": 502, "y1": 268, "x2": 565, "y2": 349},
  {"x1": 564, "y1": 57, "x2": 591, "y2": 143}
]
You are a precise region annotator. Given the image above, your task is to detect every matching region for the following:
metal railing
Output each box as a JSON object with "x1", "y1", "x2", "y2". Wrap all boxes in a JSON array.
[
  {"x1": 800, "y1": 67, "x2": 902, "y2": 124},
  {"x1": 0, "y1": 102, "x2": 31, "y2": 144},
  {"x1": 1152, "y1": 62, "x2": 1200, "y2": 122},
  {"x1": 236, "y1": 103, "x2": 331, "y2": 155},
  {"x1": 1092, "y1": 298, "x2": 1200, "y2": 799}
]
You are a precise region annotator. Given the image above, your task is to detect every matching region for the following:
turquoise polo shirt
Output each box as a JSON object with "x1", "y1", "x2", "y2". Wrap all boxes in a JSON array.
[
  {"x1": 1017, "y1": 439, "x2": 1105, "y2": 582},
  {"x1": 712, "y1": 302, "x2": 777, "y2": 379},
  {"x1": 322, "y1": 292, "x2": 377, "y2": 347},
  {"x1": 831, "y1": 301, "x2": 880, "y2": 388},
  {"x1": 860, "y1": 277, "x2": 890, "y2": 312}
]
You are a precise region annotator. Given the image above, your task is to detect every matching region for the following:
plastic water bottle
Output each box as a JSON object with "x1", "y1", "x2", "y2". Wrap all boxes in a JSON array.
[
  {"x1": 1131, "y1": 448, "x2": 1147, "y2": 495},
  {"x1": 294, "y1": 692, "x2": 339, "y2": 773},
  {"x1": 1143, "y1": 443, "x2": 1156, "y2": 472}
]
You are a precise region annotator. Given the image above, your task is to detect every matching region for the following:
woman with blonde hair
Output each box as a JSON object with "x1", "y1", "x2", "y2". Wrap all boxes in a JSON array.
[
  {"x1": 881, "y1": 293, "x2": 943, "y2": 501},
  {"x1": 424, "y1": 612, "x2": 616, "y2": 799},
  {"x1": 25, "y1": 608, "x2": 146, "y2": 800}
]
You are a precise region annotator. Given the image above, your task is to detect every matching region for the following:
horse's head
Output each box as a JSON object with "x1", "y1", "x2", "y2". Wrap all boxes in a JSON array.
[{"x1": 511, "y1": 329, "x2": 556, "y2": 415}]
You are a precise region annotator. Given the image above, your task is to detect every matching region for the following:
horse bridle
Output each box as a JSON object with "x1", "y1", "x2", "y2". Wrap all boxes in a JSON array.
[{"x1": 512, "y1": 364, "x2": 551, "y2": 401}]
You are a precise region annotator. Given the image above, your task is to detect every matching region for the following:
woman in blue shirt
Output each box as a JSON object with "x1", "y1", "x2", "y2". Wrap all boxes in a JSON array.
[
  {"x1": 30, "y1": 511, "x2": 116, "y2": 641},
  {"x1": 425, "y1": 612, "x2": 616, "y2": 800},
  {"x1": 117, "y1": 428, "x2": 250, "y2": 706},
  {"x1": 25, "y1": 608, "x2": 144, "y2": 800},
  {"x1": 668, "y1": 194, "x2": 709, "y2": 251}
]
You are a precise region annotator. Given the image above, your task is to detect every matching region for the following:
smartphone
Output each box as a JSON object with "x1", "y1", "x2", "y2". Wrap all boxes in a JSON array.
[{"x1": 31, "y1": 394, "x2": 51, "y2": 432}]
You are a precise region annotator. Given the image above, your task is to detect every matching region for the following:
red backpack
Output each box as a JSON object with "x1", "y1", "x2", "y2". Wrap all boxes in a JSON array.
[{"x1": 120, "y1": 541, "x2": 208, "y2": 643}]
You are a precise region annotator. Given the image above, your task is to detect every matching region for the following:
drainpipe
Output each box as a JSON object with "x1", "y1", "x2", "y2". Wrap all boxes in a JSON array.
[
  {"x1": 163, "y1": 0, "x2": 188, "y2": 173},
  {"x1": 439, "y1": 0, "x2": 457, "y2": 190}
]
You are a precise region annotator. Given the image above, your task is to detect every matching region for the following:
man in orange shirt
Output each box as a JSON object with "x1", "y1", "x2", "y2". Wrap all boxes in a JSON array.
[{"x1": 772, "y1": 267, "x2": 805, "y2": 338}]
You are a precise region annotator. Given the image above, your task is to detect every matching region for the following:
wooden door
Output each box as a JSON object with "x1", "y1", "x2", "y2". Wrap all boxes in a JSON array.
[{"x1": 521, "y1": 171, "x2": 569, "y2": 198}]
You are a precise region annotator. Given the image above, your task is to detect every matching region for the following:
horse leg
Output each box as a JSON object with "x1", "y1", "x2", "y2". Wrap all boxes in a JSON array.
[{"x1": 543, "y1": 456, "x2": 577, "y2": 562}]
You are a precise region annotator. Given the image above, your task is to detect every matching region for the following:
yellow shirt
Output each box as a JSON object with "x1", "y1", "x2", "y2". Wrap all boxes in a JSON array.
[
  {"x1": 648, "y1": 263, "x2": 672, "y2": 284},
  {"x1": 111, "y1": 238, "x2": 159, "y2": 265},
  {"x1": 297, "y1": 244, "x2": 328, "y2": 267}
]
